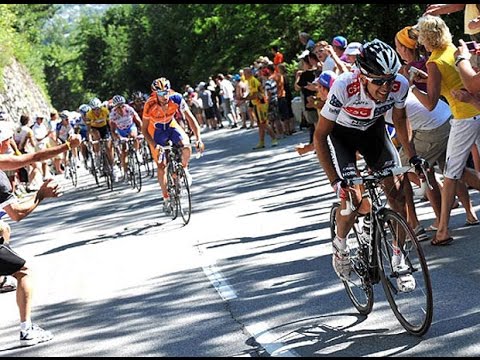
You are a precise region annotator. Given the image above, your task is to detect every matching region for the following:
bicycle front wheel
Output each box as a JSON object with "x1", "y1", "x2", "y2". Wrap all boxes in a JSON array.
[
  {"x1": 128, "y1": 151, "x2": 142, "y2": 192},
  {"x1": 70, "y1": 163, "x2": 78, "y2": 187},
  {"x1": 330, "y1": 203, "x2": 374, "y2": 315},
  {"x1": 166, "y1": 168, "x2": 178, "y2": 220},
  {"x1": 376, "y1": 209, "x2": 433, "y2": 336},
  {"x1": 176, "y1": 166, "x2": 192, "y2": 225}
]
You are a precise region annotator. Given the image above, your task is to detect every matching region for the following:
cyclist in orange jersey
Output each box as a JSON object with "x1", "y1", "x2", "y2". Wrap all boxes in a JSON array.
[{"x1": 142, "y1": 77, "x2": 205, "y2": 214}]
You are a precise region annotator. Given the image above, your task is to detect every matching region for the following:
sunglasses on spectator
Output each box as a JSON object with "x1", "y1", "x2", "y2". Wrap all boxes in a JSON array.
[
  {"x1": 364, "y1": 75, "x2": 396, "y2": 86},
  {"x1": 156, "y1": 90, "x2": 169, "y2": 97}
]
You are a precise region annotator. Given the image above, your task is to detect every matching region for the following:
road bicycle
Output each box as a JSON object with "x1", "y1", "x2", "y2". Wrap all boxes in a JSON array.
[
  {"x1": 156, "y1": 141, "x2": 196, "y2": 225},
  {"x1": 63, "y1": 147, "x2": 78, "y2": 187},
  {"x1": 84, "y1": 140, "x2": 100, "y2": 187},
  {"x1": 115, "y1": 136, "x2": 143, "y2": 192},
  {"x1": 91, "y1": 138, "x2": 114, "y2": 191},
  {"x1": 329, "y1": 165, "x2": 433, "y2": 336}
]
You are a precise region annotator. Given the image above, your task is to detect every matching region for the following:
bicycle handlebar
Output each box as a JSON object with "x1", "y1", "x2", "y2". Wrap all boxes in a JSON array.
[{"x1": 339, "y1": 165, "x2": 415, "y2": 217}]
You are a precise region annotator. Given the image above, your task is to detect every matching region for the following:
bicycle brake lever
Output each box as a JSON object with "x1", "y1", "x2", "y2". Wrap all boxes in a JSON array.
[{"x1": 340, "y1": 191, "x2": 354, "y2": 216}]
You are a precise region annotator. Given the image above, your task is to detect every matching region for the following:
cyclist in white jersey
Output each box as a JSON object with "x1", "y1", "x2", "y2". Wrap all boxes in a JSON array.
[{"x1": 314, "y1": 39, "x2": 426, "y2": 288}]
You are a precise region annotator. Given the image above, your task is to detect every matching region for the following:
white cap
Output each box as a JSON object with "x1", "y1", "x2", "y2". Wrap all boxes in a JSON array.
[
  {"x1": 344, "y1": 42, "x2": 362, "y2": 56},
  {"x1": 0, "y1": 122, "x2": 13, "y2": 142},
  {"x1": 298, "y1": 50, "x2": 310, "y2": 60}
]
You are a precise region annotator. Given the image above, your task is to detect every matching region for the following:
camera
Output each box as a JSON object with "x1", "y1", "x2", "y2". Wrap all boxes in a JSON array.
[
  {"x1": 465, "y1": 41, "x2": 479, "y2": 52},
  {"x1": 408, "y1": 66, "x2": 421, "y2": 81}
]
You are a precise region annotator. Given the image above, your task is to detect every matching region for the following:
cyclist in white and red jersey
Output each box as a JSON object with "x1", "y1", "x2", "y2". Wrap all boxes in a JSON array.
[
  {"x1": 109, "y1": 95, "x2": 142, "y2": 180},
  {"x1": 314, "y1": 39, "x2": 426, "y2": 289}
]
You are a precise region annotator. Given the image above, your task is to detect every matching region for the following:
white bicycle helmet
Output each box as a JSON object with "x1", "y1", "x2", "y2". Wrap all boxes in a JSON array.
[
  {"x1": 89, "y1": 97, "x2": 102, "y2": 109},
  {"x1": 356, "y1": 39, "x2": 401, "y2": 76},
  {"x1": 112, "y1": 95, "x2": 126, "y2": 107}
]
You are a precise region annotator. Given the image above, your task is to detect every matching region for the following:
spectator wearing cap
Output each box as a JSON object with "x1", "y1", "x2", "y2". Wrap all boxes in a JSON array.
[
  {"x1": 0, "y1": 118, "x2": 22, "y2": 195},
  {"x1": 299, "y1": 31, "x2": 316, "y2": 51},
  {"x1": 32, "y1": 113, "x2": 55, "y2": 178},
  {"x1": 0, "y1": 111, "x2": 21, "y2": 157},
  {"x1": 343, "y1": 42, "x2": 362, "y2": 69},
  {"x1": 332, "y1": 35, "x2": 348, "y2": 62},
  {"x1": 295, "y1": 70, "x2": 337, "y2": 156}
]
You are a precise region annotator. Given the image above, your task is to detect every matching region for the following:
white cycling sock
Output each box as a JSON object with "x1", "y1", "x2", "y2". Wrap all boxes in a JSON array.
[{"x1": 20, "y1": 320, "x2": 32, "y2": 332}]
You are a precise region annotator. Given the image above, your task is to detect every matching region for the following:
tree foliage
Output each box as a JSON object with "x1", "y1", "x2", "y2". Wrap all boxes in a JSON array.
[{"x1": 1, "y1": 4, "x2": 465, "y2": 110}]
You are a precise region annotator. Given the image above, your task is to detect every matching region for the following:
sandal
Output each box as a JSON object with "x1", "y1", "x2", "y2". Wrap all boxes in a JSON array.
[
  {"x1": 414, "y1": 225, "x2": 430, "y2": 242},
  {"x1": 0, "y1": 276, "x2": 17, "y2": 293},
  {"x1": 430, "y1": 235, "x2": 454, "y2": 246}
]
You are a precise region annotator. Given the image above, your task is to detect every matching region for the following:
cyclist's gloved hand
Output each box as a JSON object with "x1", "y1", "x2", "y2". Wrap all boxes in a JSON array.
[
  {"x1": 332, "y1": 178, "x2": 348, "y2": 200},
  {"x1": 409, "y1": 155, "x2": 429, "y2": 173}
]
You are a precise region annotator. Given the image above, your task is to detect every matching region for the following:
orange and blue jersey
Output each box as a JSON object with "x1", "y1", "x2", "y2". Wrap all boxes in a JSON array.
[{"x1": 142, "y1": 91, "x2": 189, "y2": 153}]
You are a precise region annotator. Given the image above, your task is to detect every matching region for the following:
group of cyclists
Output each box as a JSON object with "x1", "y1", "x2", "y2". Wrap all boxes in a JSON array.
[{"x1": 60, "y1": 77, "x2": 205, "y2": 213}]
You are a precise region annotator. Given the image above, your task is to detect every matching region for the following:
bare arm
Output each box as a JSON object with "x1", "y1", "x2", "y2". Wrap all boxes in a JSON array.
[
  {"x1": 325, "y1": 45, "x2": 349, "y2": 74},
  {"x1": 183, "y1": 107, "x2": 204, "y2": 152},
  {"x1": 423, "y1": 4, "x2": 465, "y2": 16},
  {"x1": 141, "y1": 116, "x2": 156, "y2": 150},
  {"x1": 3, "y1": 178, "x2": 61, "y2": 222},
  {"x1": 313, "y1": 115, "x2": 337, "y2": 183},
  {"x1": 0, "y1": 134, "x2": 80, "y2": 170},
  {"x1": 455, "y1": 39, "x2": 480, "y2": 94},
  {"x1": 411, "y1": 62, "x2": 442, "y2": 111}
]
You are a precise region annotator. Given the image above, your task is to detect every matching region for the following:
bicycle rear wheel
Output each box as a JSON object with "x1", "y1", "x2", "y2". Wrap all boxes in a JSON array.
[
  {"x1": 376, "y1": 209, "x2": 433, "y2": 336},
  {"x1": 70, "y1": 162, "x2": 78, "y2": 187},
  {"x1": 141, "y1": 141, "x2": 153, "y2": 177},
  {"x1": 89, "y1": 150, "x2": 100, "y2": 186},
  {"x1": 176, "y1": 166, "x2": 192, "y2": 225},
  {"x1": 103, "y1": 153, "x2": 114, "y2": 191},
  {"x1": 330, "y1": 203, "x2": 374, "y2": 315}
]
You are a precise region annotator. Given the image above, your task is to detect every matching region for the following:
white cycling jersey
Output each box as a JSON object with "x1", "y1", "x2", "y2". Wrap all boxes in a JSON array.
[{"x1": 320, "y1": 69, "x2": 409, "y2": 131}]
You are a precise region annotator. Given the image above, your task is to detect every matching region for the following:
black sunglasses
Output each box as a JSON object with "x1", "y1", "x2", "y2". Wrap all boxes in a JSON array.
[{"x1": 364, "y1": 75, "x2": 396, "y2": 86}]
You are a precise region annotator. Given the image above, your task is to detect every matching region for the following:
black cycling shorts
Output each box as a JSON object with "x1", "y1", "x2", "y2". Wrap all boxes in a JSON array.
[
  {"x1": 91, "y1": 125, "x2": 110, "y2": 140},
  {"x1": 0, "y1": 242, "x2": 26, "y2": 276},
  {"x1": 328, "y1": 117, "x2": 400, "y2": 179}
]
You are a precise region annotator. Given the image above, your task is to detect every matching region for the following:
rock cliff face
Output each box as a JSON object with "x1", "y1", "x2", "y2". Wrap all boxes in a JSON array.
[{"x1": 0, "y1": 58, "x2": 52, "y2": 126}]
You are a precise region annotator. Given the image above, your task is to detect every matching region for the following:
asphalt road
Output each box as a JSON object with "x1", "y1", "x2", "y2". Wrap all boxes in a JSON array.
[{"x1": 1, "y1": 124, "x2": 479, "y2": 357}]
